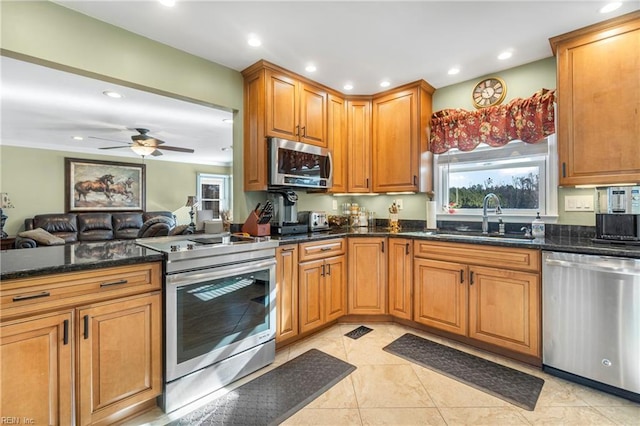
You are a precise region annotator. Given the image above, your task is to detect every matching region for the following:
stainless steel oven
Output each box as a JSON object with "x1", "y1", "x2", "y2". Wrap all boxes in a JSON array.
[{"x1": 136, "y1": 233, "x2": 279, "y2": 413}]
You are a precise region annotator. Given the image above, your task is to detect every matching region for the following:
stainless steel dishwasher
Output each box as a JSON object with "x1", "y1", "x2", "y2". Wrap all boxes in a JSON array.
[{"x1": 542, "y1": 251, "x2": 640, "y2": 402}]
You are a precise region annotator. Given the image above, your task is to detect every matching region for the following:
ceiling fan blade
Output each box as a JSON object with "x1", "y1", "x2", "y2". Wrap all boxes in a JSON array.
[
  {"x1": 89, "y1": 135, "x2": 131, "y2": 144},
  {"x1": 157, "y1": 145, "x2": 195, "y2": 153},
  {"x1": 99, "y1": 146, "x2": 130, "y2": 150},
  {"x1": 151, "y1": 149, "x2": 163, "y2": 157}
]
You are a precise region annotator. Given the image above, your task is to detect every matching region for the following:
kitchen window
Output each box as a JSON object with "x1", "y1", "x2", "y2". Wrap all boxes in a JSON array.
[
  {"x1": 197, "y1": 173, "x2": 230, "y2": 219},
  {"x1": 435, "y1": 136, "x2": 558, "y2": 220}
]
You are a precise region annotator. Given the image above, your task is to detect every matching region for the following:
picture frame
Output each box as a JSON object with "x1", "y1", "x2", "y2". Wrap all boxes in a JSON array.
[{"x1": 65, "y1": 157, "x2": 146, "y2": 212}]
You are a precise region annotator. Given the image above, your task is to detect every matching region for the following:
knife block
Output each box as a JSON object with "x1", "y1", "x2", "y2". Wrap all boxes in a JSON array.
[{"x1": 241, "y1": 212, "x2": 271, "y2": 237}]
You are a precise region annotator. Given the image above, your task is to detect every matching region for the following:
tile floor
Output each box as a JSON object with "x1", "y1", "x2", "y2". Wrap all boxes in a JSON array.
[{"x1": 125, "y1": 322, "x2": 640, "y2": 425}]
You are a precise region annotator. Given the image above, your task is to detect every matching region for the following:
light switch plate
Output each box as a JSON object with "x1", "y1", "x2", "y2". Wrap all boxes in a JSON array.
[{"x1": 565, "y1": 195, "x2": 594, "y2": 212}]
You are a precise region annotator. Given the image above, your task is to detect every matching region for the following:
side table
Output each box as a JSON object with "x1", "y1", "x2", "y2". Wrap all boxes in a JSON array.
[{"x1": 1, "y1": 236, "x2": 16, "y2": 250}]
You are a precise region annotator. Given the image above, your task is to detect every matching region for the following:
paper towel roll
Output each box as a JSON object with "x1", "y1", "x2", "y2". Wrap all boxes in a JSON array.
[{"x1": 426, "y1": 201, "x2": 437, "y2": 230}]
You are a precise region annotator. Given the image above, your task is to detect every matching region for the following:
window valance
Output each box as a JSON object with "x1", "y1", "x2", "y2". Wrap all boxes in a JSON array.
[{"x1": 429, "y1": 89, "x2": 556, "y2": 154}]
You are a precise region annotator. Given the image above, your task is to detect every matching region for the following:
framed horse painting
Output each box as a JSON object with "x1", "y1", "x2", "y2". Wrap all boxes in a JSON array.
[{"x1": 65, "y1": 158, "x2": 146, "y2": 212}]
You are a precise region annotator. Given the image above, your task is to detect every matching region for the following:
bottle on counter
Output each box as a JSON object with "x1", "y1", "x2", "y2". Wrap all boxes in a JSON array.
[{"x1": 532, "y1": 212, "x2": 545, "y2": 238}]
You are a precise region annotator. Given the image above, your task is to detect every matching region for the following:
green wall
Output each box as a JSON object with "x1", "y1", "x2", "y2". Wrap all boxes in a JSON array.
[{"x1": 0, "y1": 1, "x2": 257, "y2": 235}]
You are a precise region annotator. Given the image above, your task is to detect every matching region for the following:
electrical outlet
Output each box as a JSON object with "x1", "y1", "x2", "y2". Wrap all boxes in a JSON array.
[
  {"x1": 332, "y1": 199, "x2": 338, "y2": 210},
  {"x1": 396, "y1": 199, "x2": 403, "y2": 210}
]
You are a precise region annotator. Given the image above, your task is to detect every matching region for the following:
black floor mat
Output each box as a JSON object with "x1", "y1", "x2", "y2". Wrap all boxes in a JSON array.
[
  {"x1": 344, "y1": 325, "x2": 373, "y2": 339},
  {"x1": 170, "y1": 349, "x2": 356, "y2": 425},
  {"x1": 383, "y1": 333, "x2": 544, "y2": 411}
]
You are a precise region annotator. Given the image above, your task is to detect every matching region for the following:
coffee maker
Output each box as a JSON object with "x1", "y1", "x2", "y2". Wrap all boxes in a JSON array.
[{"x1": 267, "y1": 190, "x2": 308, "y2": 235}]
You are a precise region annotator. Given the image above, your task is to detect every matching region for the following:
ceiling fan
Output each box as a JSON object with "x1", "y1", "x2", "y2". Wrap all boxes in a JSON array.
[{"x1": 89, "y1": 128, "x2": 195, "y2": 156}]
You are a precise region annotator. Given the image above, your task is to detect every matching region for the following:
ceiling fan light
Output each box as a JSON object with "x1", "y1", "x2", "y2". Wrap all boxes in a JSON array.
[{"x1": 131, "y1": 145, "x2": 156, "y2": 156}]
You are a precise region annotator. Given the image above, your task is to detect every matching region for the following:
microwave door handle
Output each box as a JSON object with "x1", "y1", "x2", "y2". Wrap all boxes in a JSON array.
[{"x1": 325, "y1": 151, "x2": 333, "y2": 183}]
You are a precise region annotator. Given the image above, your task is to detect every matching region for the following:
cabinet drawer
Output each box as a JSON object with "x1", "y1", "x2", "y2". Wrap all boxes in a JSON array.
[
  {"x1": 1, "y1": 263, "x2": 162, "y2": 320},
  {"x1": 298, "y1": 238, "x2": 346, "y2": 262},
  {"x1": 413, "y1": 240, "x2": 540, "y2": 273}
]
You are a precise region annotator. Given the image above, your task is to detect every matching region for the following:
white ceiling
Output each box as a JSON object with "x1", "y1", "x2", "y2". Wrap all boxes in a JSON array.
[{"x1": 2, "y1": 1, "x2": 638, "y2": 165}]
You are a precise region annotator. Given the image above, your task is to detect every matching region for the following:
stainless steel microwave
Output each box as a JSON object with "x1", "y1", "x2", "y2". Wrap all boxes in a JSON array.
[{"x1": 268, "y1": 137, "x2": 333, "y2": 189}]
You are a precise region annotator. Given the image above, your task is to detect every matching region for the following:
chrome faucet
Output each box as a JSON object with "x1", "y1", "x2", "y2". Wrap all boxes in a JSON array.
[{"x1": 482, "y1": 193, "x2": 502, "y2": 234}]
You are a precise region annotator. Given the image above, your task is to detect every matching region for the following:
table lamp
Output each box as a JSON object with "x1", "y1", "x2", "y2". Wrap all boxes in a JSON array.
[
  {"x1": 1, "y1": 193, "x2": 15, "y2": 239},
  {"x1": 185, "y1": 196, "x2": 198, "y2": 231}
]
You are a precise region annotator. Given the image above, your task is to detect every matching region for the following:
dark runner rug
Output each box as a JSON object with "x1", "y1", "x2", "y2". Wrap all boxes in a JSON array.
[
  {"x1": 344, "y1": 325, "x2": 373, "y2": 339},
  {"x1": 383, "y1": 333, "x2": 544, "y2": 411},
  {"x1": 170, "y1": 349, "x2": 356, "y2": 425}
]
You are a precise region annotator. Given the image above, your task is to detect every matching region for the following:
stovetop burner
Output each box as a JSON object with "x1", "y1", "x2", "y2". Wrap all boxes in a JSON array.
[{"x1": 189, "y1": 235, "x2": 254, "y2": 245}]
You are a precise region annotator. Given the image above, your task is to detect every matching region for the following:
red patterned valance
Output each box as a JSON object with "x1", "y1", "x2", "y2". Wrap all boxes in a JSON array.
[{"x1": 429, "y1": 89, "x2": 556, "y2": 154}]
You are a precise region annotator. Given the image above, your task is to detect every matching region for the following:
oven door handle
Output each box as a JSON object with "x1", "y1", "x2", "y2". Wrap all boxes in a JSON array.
[{"x1": 166, "y1": 258, "x2": 277, "y2": 287}]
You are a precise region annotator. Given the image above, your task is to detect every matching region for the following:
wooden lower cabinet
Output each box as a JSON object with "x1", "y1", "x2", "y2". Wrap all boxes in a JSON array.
[
  {"x1": 299, "y1": 255, "x2": 346, "y2": 334},
  {"x1": 0, "y1": 262, "x2": 163, "y2": 425},
  {"x1": 0, "y1": 311, "x2": 74, "y2": 425},
  {"x1": 413, "y1": 241, "x2": 541, "y2": 357},
  {"x1": 387, "y1": 238, "x2": 413, "y2": 320},
  {"x1": 414, "y1": 258, "x2": 468, "y2": 335},
  {"x1": 468, "y1": 266, "x2": 540, "y2": 356},
  {"x1": 275, "y1": 245, "x2": 299, "y2": 343},
  {"x1": 78, "y1": 292, "x2": 162, "y2": 426},
  {"x1": 348, "y1": 237, "x2": 387, "y2": 314}
]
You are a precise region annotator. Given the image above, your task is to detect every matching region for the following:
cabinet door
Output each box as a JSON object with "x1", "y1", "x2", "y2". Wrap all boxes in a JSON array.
[
  {"x1": 348, "y1": 237, "x2": 386, "y2": 314},
  {"x1": 299, "y1": 82, "x2": 327, "y2": 146},
  {"x1": 299, "y1": 259, "x2": 325, "y2": 334},
  {"x1": 266, "y1": 69, "x2": 299, "y2": 140},
  {"x1": 243, "y1": 69, "x2": 268, "y2": 191},
  {"x1": 324, "y1": 255, "x2": 347, "y2": 322},
  {"x1": 77, "y1": 293, "x2": 162, "y2": 426},
  {"x1": 372, "y1": 88, "x2": 419, "y2": 192},
  {"x1": 276, "y1": 245, "x2": 299, "y2": 343},
  {"x1": 468, "y1": 266, "x2": 540, "y2": 356},
  {"x1": 414, "y1": 258, "x2": 468, "y2": 336},
  {"x1": 347, "y1": 99, "x2": 372, "y2": 193},
  {"x1": 327, "y1": 94, "x2": 348, "y2": 193},
  {"x1": 0, "y1": 311, "x2": 73, "y2": 425},
  {"x1": 554, "y1": 16, "x2": 640, "y2": 185},
  {"x1": 388, "y1": 238, "x2": 413, "y2": 320}
]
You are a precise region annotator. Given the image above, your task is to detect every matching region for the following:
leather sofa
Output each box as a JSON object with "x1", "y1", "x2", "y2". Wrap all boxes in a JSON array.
[{"x1": 15, "y1": 211, "x2": 192, "y2": 249}]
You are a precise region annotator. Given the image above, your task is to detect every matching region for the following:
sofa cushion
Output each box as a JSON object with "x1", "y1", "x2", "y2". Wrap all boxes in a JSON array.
[
  {"x1": 138, "y1": 216, "x2": 174, "y2": 238},
  {"x1": 18, "y1": 228, "x2": 66, "y2": 246},
  {"x1": 32, "y1": 213, "x2": 78, "y2": 243},
  {"x1": 77, "y1": 213, "x2": 114, "y2": 241},
  {"x1": 113, "y1": 213, "x2": 144, "y2": 239}
]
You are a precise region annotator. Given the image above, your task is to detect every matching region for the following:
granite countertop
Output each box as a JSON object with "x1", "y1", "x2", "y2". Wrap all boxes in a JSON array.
[
  {"x1": 0, "y1": 240, "x2": 164, "y2": 280},
  {"x1": 273, "y1": 227, "x2": 640, "y2": 259},
  {"x1": 3, "y1": 227, "x2": 639, "y2": 281}
]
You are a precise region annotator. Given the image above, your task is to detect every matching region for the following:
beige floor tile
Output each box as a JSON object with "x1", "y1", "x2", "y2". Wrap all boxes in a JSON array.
[
  {"x1": 593, "y1": 405, "x2": 640, "y2": 425},
  {"x1": 351, "y1": 364, "x2": 435, "y2": 408},
  {"x1": 411, "y1": 365, "x2": 511, "y2": 408},
  {"x1": 535, "y1": 378, "x2": 591, "y2": 407},
  {"x1": 344, "y1": 334, "x2": 411, "y2": 366},
  {"x1": 519, "y1": 406, "x2": 617, "y2": 425},
  {"x1": 438, "y1": 407, "x2": 530, "y2": 425},
  {"x1": 306, "y1": 376, "x2": 359, "y2": 409},
  {"x1": 572, "y1": 383, "x2": 640, "y2": 407},
  {"x1": 281, "y1": 408, "x2": 362, "y2": 425},
  {"x1": 287, "y1": 331, "x2": 348, "y2": 361},
  {"x1": 359, "y1": 407, "x2": 447, "y2": 425}
]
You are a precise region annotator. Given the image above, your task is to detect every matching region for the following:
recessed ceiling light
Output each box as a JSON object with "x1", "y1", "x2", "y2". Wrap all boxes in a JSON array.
[
  {"x1": 380, "y1": 80, "x2": 391, "y2": 88},
  {"x1": 497, "y1": 51, "x2": 513, "y2": 60},
  {"x1": 305, "y1": 64, "x2": 317, "y2": 72},
  {"x1": 158, "y1": 0, "x2": 176, "y2": 6},
  {"x1": 600, "y1": 2, "x2": 622, "y2": 13},
  {"x1": 343, "y1": 83, "x2": 354, "y2": 91},
  {"x1": 103, "y1": 90, "x2": 123, "y2": 99},
  {"x1": 221, "y1": 146, "x2": 233, "y2": 152},
  {"x1": 247, "y1": 34, "x2": 262, "y2": 47},
  {"x1": 72, "y1": 136, "x2": 84, "y2": 141},
  {"x1": 447, "y1": 67, "x2": 460, "y2": 75},
  {"x1": 222, "y1": 118, "x2": 233, "y2": 124}
]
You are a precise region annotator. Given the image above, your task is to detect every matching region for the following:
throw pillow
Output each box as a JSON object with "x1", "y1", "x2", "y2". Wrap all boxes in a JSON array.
[{"x1": 18, "y1": 228, "x2": 66, "y2": 246}]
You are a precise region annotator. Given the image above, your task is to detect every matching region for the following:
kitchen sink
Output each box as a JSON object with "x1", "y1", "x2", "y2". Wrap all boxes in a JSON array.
[{"x1": 410, "y1": 231, "x2": 536, "y2": 243}]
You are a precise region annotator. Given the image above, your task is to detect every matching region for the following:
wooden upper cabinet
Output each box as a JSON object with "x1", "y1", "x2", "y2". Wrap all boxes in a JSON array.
[
  {"x1": 265, "y1": 69, "x2": 327, "y2": 146},
  {"x1": 243, "y1": 68, "x2": 268, "y2": 191},
  {"x1": 347, "y1": 98, "x2": 372, "y2": 193},
  {"x1": 327, "y1": 94, "x2": 348, "y2": 193},
  {"x1": 372, "y1": 81, "x2": 433, "y2": 192},
  {"x1": 550, "y1": 11, "x2": 640, "y2": 185}
]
